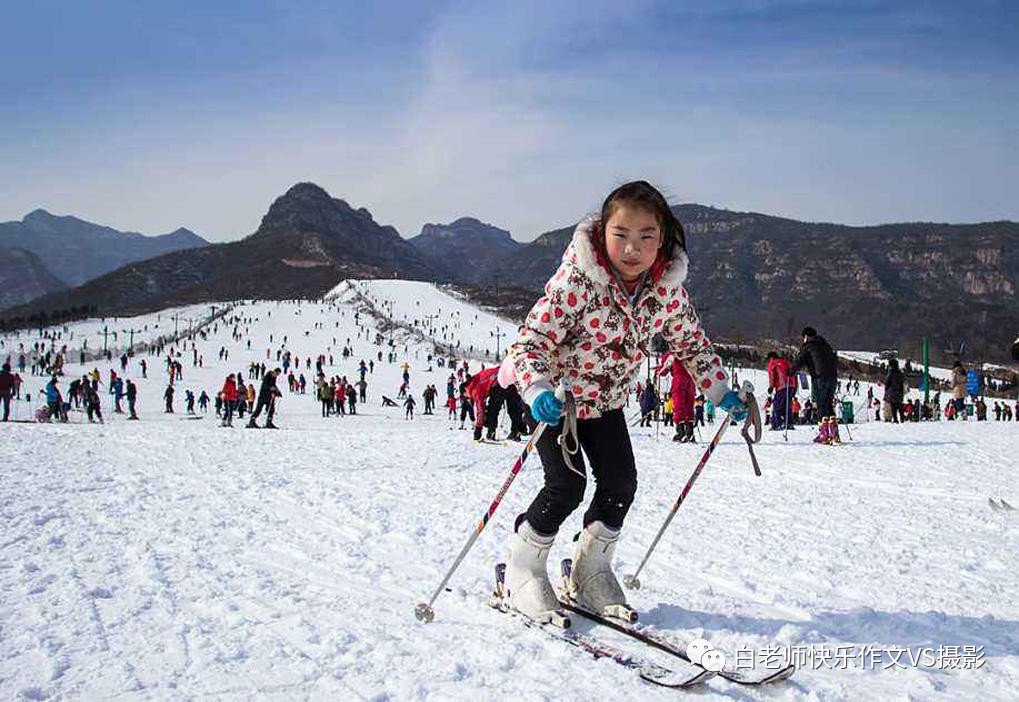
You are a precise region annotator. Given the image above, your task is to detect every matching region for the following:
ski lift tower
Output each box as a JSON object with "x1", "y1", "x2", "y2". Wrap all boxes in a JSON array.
[{"x1": 491, "y1": 328, "x2": 506, "y2": 361}]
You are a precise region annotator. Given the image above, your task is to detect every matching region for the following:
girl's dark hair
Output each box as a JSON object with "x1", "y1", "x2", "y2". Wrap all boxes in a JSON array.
[{"x1": 596, "y1": 180, "x2": 686, "y2": 257}]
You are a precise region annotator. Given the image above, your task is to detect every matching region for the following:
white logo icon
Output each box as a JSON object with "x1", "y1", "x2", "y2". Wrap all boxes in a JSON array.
[{"x1": 687, "y1": 638, "x2": 726, "y2": 672}]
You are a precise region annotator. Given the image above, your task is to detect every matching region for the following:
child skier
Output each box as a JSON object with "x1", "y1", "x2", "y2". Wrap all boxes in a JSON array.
[{"x1": 502, "y1": 181, "x2": 747, "y2": 623}]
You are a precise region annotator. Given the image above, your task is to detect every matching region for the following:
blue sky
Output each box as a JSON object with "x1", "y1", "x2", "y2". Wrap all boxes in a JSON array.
[{"x1": 2, "y1": 0, "x2": 1016, "y2": 242}]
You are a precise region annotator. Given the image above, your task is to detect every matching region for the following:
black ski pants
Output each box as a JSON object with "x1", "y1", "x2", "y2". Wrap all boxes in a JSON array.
[
  {"x1": 814, "y1": 376, "x2": 837, "y2": 419},
  {"x1": 251, "y1": 394, "x2": 275, "y2": 422},
  {"x1": 524, "y1": 408, "x2": 637, "y2": 535},
  {"x1": 485, "y1": 385, "x2": 505, "y2": 433}
]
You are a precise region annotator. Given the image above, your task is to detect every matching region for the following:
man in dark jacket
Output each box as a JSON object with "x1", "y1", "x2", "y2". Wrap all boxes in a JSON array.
[
  {"x1": 789, "y1": 327, "x2": 839, "y2": 437},
  {"x1": 126, "y1": 379, "x2": 139, "y2": 420},
  {"x1": 883, "y1": 358, "x2": 905, "y2": 423},
  {"x1": 248, "y1": 368, "x2": 282, "y2": 428},
  {"x1": 0, "y1": 363, "x2": 13, "y2": 421}
]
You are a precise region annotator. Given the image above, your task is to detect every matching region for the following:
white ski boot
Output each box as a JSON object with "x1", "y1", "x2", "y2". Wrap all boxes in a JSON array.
[
  {"x1": 505, "y1": 521, "x2": 569, "y2": 626},
  {"x1": 568, "y1": 521, "x2": 635, "y2": 621}
]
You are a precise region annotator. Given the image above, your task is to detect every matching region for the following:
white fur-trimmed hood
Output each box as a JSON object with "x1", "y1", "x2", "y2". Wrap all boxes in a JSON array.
[{"x1": 564, "y1": 216, "x2": 689, "y2": 290}]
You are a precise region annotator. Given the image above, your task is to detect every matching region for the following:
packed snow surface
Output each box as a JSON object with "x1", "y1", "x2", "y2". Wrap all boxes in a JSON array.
[{"x1": 2, "y1": 281, "x2": 1017, "y2": 701}]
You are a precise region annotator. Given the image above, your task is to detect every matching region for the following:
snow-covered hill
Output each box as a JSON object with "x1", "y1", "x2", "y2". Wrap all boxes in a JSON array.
[{"x1": 2, "y1": 281, "x2": 1018, "y2": 700}]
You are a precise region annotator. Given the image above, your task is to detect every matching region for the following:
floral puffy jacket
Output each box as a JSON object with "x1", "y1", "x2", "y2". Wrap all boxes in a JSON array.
[{"x1": 509, "y1": 216, "x2": 729, "y2": 420}]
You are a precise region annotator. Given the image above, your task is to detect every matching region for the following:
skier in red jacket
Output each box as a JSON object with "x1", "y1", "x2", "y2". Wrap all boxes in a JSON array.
[
  {"x1": 466, "y1": 367, "x2": 499, "y2": 441},
  {"x1": 766, "y1": 352, "x2": 798, "y2": 430},
  {"x1": 656, "y1": 351, "x2": 696, "y2": 442},
  {"x1": 220, "y1": 375, "x2": 239, "y2": 427}
]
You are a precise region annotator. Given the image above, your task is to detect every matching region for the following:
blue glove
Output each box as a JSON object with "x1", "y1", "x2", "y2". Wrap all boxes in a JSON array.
[
  {"x1": 719, "y1": 390, "x2": 748, "y2": 421},
  {"x1": 531, "y1": 390, "x2": 563, "y2": 426}
]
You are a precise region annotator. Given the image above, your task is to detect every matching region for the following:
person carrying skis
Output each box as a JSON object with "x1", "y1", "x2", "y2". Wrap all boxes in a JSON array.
[
  {"x1": 788, "y1": 327, "x2": 839, "y2": 443},
  {"x1": 500, "y1": 181, "x2": 745, "y2": 623}
]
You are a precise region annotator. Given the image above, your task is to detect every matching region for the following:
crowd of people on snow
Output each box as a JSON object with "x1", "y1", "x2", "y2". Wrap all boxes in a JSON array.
[{"x1": 3, "y1": 319, "x2": 1018, "y2": 434}]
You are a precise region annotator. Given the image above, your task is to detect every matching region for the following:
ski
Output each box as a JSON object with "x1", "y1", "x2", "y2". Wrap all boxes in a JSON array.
[
  {"x1": 474, "y1": 438, "x2": 509, "y2": 446},
  {"x1": 558, "y1": 560, "x2": 795, "y2": 686},
  {"x1": 489, "y1": 564, "x2": 714, "y2": 689}
]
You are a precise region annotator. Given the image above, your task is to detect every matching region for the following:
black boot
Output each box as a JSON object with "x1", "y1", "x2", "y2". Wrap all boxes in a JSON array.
[{"x1": 686, "y1": 421, "x2": 697, "y2": 443}]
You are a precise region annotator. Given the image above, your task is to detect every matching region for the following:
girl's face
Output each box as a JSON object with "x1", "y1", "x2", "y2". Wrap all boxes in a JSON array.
[{"x1": 603, "y1": 204, "x2": 663, "y2": 282}]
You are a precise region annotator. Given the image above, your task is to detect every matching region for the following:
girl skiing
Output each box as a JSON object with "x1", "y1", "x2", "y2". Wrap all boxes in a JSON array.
[{"x1": 502, "y1": 181, "x2": 747, "y2": 623}]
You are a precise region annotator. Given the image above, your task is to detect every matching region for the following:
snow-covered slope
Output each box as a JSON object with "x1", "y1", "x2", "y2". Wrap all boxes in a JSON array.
[
  {"x1": 5, "y1": 302, "x2": 225, "y2": 363},
  {"x1": 330, "y1": 279, "x2": 520, "y2": 362},
  {"x1": 2, "y1": 284, "x2": 1017, "y2": 701}
]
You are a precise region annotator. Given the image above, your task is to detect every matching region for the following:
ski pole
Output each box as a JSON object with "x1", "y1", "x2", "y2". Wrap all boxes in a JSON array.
[
  {"x1": 783, "y1": 387, "x2": 791, "y2": 442},
  {"x1": 624, "y1": 381, "x2": 754, "y2": 591},
  {"x1": 415, "y1": 381, "x2": 566, "y2": 623}
]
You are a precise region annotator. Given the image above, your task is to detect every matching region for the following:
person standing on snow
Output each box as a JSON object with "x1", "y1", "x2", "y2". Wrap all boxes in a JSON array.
[
  {"x1": 788, "y1": 327, "x2": 839, "y2": 443},
  {"x1": 85, "y1": 379, "x2": 103, "y2": 423},
  {"x1": 247, "y1": 368, "x2": 282, "y2": 428},
  {"x1": 466, "y1": 367, "x2": 500, "y2": 441},
  {"x1": 765, "y1": 351, "x2": 797, "y2": 431},
  {"x1": 657, "y1": 351, "x2": 696, "y2": 442},
  {"x1": 220, "y1": 374, "x2": 238, "y2": 427},
  {"x1": 500, "y1": 181, "x2": 746, "y2": 624},
  {"x1": 882, "y1": 358, "x2": 906, "y2": 424},
  {"x1": 126, "y1": 379, "x2": 139, "y2": 420},
  {"x1": 164, "y1": 384, "x2": 175, "y2": 413},
  {"x1": 0, "y1": 363, "x2": 13, "y2": 421},
  {"x1": 950, "y1": 361, "x2": 968, "y2": 420}
]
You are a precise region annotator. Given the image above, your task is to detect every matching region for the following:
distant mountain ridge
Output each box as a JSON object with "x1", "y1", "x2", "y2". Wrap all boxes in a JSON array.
[
  {"x1": 0, "y1": 183, "x2": 437, "y2": 320},
  {"x1": 408, "y1": 217, "x2": 521, "y2": 283},
  {"x1": 0, "y1": 209, "x2": 208, "y2": 286},
  {"x1": 0, "y1": 247, "x2": 68, "y2": 310},
  {"x1": 487, "y1": 204, "x2": 1019, "y2": 360}
]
